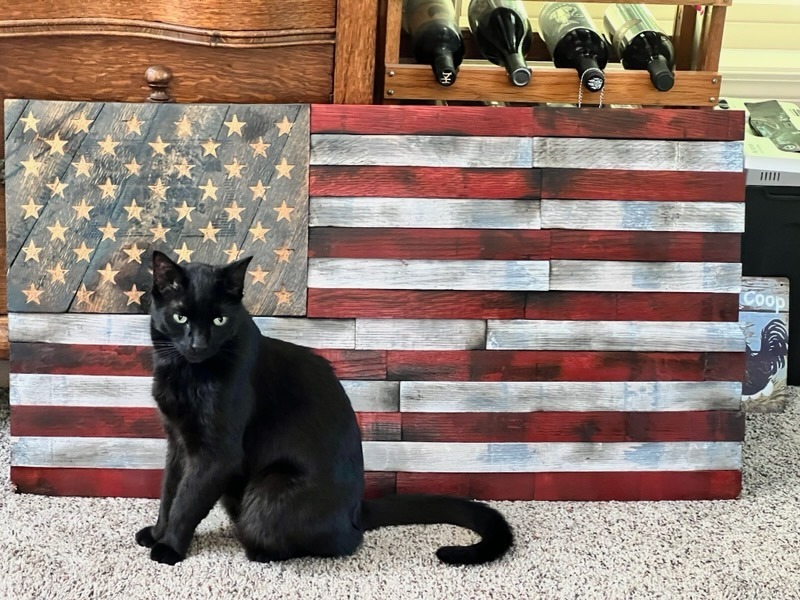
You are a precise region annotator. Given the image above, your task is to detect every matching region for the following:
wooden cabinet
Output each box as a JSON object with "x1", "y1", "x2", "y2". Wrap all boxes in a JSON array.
[{"x1": 0, "y1": 0, "x2": 380, "y2": 359}]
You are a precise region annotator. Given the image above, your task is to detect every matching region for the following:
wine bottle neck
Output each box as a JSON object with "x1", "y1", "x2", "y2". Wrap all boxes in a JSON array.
[
  {"x1": 502, "y1": 51, "x2": 531, "y2": 86},
  {"x1": 646, "y1": 55, "x2": 675, "y2": 92},
  {"x1": 432, "y1": 49, "x2": 458, "y2": 86},
  {"x1": 575, "y1": 55, "x2": 605, "y2": 92}
]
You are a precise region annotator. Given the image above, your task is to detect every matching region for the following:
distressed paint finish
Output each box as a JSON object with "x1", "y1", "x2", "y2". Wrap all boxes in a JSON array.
[
  {"x1": 486, "y1": 320, "x2": 745, "y2": 352},
  {"x1": 5, "y1": 100, "x2": 310, "y2": 315},
  {"x1": 549, "y1": 261, "x2": 742, "y2": 294},
  {"x1": 309, "y1": 197, "x2": 541, "y2": 229},
  {"x1": 532, "y1": 138, "x2": 743, "y2": 172},
  {"x1": 9, "y1": 373, "x2": 399, "y2": 413},
  {"x1": 310, "y1": 134, "x2": 533, "y2": 168},
  {"x1": 399, "y1": 381, "x2": 743, "y2": 412},
  {"x1": 9, "y1": 314, "x2": 357, "y2": 349},
  {"x1": 355, "y1": 319, "x2": 486, "y2": 351},
  {"x1": 539, "y1": 169, "x2": 746, "y2": 202},
  {"x1": 10, "y1": 437, "x2": 743, "y2": 472},
  {"x1": 308, "y1": 258, "x2": 549, "y2": 291},
  {"x1": 540, "y1": 200, "x2": 744, "y2": 233}
]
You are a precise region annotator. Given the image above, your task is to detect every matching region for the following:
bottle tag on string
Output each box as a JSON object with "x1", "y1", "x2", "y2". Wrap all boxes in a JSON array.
[{"x1": 577, "y1": 71, "x2": 604, "y2": 109}]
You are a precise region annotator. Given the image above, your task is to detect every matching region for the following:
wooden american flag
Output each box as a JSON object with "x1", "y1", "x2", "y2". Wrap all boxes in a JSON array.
[{"x1": 6, "y1": 101, "x2": 747, "y2": 501}]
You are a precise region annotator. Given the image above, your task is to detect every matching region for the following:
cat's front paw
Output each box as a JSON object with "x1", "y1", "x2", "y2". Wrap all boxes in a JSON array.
[
  {"x1": 150, "y1": 542, "x2": 184, "y2": 565},
  {"x1": 135, "y1": 526, "x2": 159, "y2": 548}
]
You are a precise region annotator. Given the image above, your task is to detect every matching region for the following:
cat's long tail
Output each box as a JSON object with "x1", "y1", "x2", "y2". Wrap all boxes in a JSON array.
[{"x1": 360, "y1": 495, "x2": 513, "y2": 565}]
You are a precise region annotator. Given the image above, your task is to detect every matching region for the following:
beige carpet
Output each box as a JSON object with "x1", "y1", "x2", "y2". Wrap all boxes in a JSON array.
[{"x1": 1, "y1": 387, "x2": 799, "y2": 600}]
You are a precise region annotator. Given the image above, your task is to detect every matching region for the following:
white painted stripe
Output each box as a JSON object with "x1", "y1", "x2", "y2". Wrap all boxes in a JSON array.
[
  {"x1": 310, "y1": 134, "x2": 533, "y2": 168},
  {"x1": 309, "y1": 197, "x2": 542, "y2": 229},
  {"x1": 540, "y1": 200, "x2": 745, "y2": 233},
  {"x1": 9, "y1": 314, "x2": 356, "y2": 349},
  {"x1": 355, "y1": 319, "x2": 486, "y2": 350},
  {"x1": 9, "y1": 373, "x2": 398, "y2": 412},
  {"x1": 550, "y1": 261, "x2": 742, "y2": 294},
  {"x1": 308, "y1": 258, "x2": 550, "y2": 291},
  {"x1": 399, "y1": 381, "x2": 743, "y2": 412},
  {"x1": 486, "y1": 320, "x2": 745, "y2": 352},
  {"x1": 10, "y1": 437, "x2": 742, "y2": 472},
  {"x1": 533, "y1": 138, "x2": 743, "y2": 172}
]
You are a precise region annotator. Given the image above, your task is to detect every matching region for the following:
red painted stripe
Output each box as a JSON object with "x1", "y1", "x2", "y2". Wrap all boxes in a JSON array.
[
  {"x1": 550, "y1": 231, "x2": 741, "y2": 262},
  {"x1": 396, "y1": 471, "x2": 742, "y2": 501},
  {"x1": 309, "y1": 166, "x2": 541, "y2": 199},
  {"x1": 387, "y1": 351, "x2": 745, "y2": 382},
  {"x1": 10, "y1": 406, "x2": 401, "y2": 442},
  {"x1": 310, "y1": 104, "x2": 537, "y2": 137},
  {"x1": 10, "y1": 343, "x2": 388, "y2": 380},
  {"x1": 308, "y1": 228, "x2": 551, "y2": 260},
  {"x1": 525, "y1": 292, "x2": 740, "y2": 322},
  {"x1": 401, "y1": 411, "x2": 744, "y2": 443},
  {"x1": 11, "y1": 468, "x2": 396, "y2": 499},
  {"x1": 308, "y1": 290, "x2": 526, "y2": 319},
  {"x1": 532, "y1": 107, "x2": 744, "y2": 141},
  {"x1": 541, "y1": 169, "x2": 746, "y2": 201}
]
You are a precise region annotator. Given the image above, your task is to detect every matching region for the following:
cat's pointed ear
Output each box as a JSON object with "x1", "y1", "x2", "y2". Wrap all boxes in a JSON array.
[
  {"x1": 152, "y1": 250, "x2": 185, "y2": 295},
  {"x1": 221, "y1": 255, "x2": 253, "y2": 298}
]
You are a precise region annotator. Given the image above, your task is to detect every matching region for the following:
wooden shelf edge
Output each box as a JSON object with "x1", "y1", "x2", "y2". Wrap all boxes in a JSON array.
[{"x1": 384, "y1": 64, "x2": 722, "y2": 107}]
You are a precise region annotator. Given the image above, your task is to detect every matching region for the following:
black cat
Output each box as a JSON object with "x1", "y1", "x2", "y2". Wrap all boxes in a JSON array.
[{"x1": 136, "y1": 251, "x2": 513, "y2": 566}]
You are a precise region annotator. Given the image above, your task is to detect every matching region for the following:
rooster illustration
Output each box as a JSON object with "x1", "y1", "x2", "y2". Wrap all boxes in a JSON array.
[{"x1": 743, "y1": 318, "x2": 789, "y2": 396}]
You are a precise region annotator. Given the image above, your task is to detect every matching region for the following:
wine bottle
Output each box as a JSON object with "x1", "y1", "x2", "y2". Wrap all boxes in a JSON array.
[
  {"x1": 403, "y1": 0, "x2": 465, "y2": 86},
  {"x1": 604, "y1": 4, "x2": 676, "y2": 92},
  {"x1": 467, "y1": 0, "x2": 533, "y2": 87},
  {"x1": 538, "y1": 2, "x2": 609, "y2": 92}
]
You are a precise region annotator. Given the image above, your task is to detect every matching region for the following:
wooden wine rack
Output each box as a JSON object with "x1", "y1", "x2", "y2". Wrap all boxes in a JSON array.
[{"x1": 380, "y1": 0, "x2": 731, "y2": 107}]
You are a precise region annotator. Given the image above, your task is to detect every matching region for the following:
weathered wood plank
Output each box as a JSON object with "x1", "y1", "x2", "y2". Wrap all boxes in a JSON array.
[
  {"x1": 530, "y1": 470, "x2": 742, "y2": 501},
  {"x1": 10, "y1": 437, "x2": 743, "y2": 472},
  {"x1": 10, "y1": 406, "x2": 401, "y2": 441},
  {"x1": 9, "y1": 314, "x2": 357, "y2": 348},
  {"x1": 399, "y1": 381, "x2": 742, "y2": 412},
  {"x1": 533, "y1": 138, "x2": 743, "y2": 172},
  {"x1": 308, "y1": 258, "x2": 549, "y2": 291},
  {"x1": 308, "y1": 290, "x2": 527, "y2": 319},
  {"x1": 396, "y1": 471, "x2": 742, "y2": 501},
  {"x1": 356, "y1": 319, "x2": 486, "y2": 350},
  {"x1": 308, "y1": 228, "x2": 551, "y2": 259},
  {"x1": 549, "y1": 231, "x2": 741, "y2": 262},
  {"x1": 9, "y1": 373, "x2": 399, "y2": 412},
  {"x1": 387, "y1": 350, "x2": 745, "y2": 382},
  {"x1": 309, "y1": 166, "x2": 542, "y2": 199},
  {"x1": 540, "y1": 169, "x2": 746, "y2": 201},
  {"x1": 525, "y1": 292, "x2": 740, "y2": 321},
  {"x1": 9, "y1": 468, "x2": 396, "y2": 500},
  {"x1": 530, "y1": 107, "x2": 745, "y2": 141},
  {"x1": 4, "y1": 98, "x2": 27, "y2": 140},
  {"x1": 486, "y1": 320, "x2": 745, "y2": 352},
  {"x1": 310, "y1": 105, "x2": 537, "y2": 136},
  {"x1": 9, "y1": 342, "x2": 388, "y2": 380},
  {"x1": 540, "y1": 200, "x2": 744, "y2": 232},
  {"x1": 549, "y1": 261, "x2": 742, "y2": 294},
  {"x1": 310, "y1": 134, "x2": 533, "y2": 168},
  {"x1": 400, "y1": 411, "x2": 745, "y2": 442},
  {"x1": 364, "y1": 441, "x2": 743, "y2": 472},
  {"x1": 309, "y1": 197, "x2": 541, "y2": 229}
]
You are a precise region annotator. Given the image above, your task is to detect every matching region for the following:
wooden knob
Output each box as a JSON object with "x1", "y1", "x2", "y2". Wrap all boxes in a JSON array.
[{"x1": 145, "y1": 65, "x2": 174, "y2": 103}]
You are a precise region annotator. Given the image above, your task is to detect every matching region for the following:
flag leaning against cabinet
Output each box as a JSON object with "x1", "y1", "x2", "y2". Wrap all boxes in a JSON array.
[{"x1": 6, "y1": 102, "x2": 747, "y2": 501}]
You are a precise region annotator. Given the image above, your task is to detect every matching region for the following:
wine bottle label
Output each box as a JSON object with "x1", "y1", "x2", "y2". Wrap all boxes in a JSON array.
[
  {"x1": 538, "y1": 2, "x2": 597, "y2": 55},
  {"x1": 604, "y1": 4, "x2": 665, "y2": 56},
  {"x1": 405, "y1": 0, "x2": 457, "y2": 34}
]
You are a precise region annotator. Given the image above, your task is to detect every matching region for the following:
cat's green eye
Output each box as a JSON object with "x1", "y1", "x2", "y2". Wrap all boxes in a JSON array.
[
  {"x1": 173, "y1": 314, "x2": 188, "y2": 324},
  {"x1": 213, "y1": 316, "x2": 228, "y2": 326}
]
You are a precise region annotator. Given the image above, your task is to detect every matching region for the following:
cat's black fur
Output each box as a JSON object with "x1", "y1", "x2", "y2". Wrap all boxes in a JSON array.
[{"x1": 136, "y1": 251, "x2": 513, "y2": 566}]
